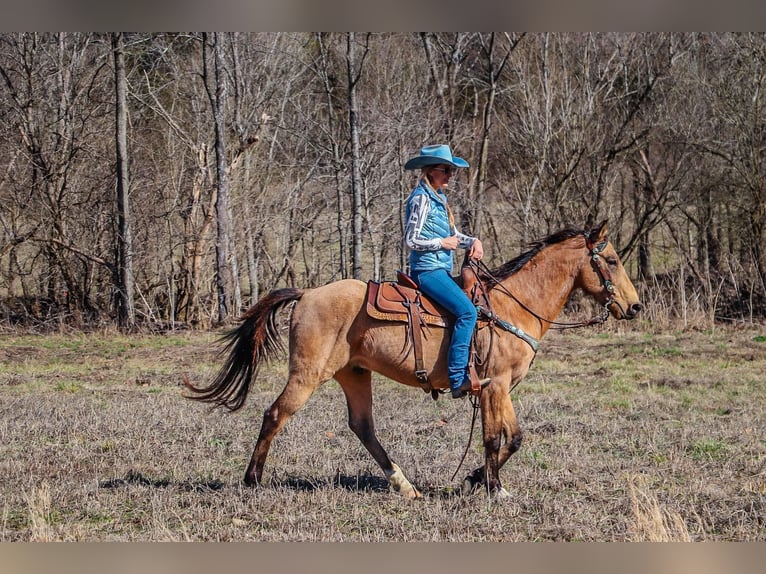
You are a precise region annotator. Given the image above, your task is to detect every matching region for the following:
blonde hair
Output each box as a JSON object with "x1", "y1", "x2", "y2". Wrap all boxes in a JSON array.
[{"x1": 421, "y1": 166, "x2": 439, "y2": 187}]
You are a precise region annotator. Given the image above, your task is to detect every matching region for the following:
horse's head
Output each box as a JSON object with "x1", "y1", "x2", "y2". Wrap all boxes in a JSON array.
[{"x1": 577, "y1": 221, "x2": 643, "y2": 320}]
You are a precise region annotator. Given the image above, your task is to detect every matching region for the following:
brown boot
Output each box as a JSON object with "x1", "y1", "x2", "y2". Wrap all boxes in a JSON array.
[{"x1": 451, "y1": 378, "x2": 491, "y2": 399}]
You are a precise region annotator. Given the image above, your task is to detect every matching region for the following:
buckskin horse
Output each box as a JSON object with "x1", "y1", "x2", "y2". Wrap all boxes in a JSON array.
[{"x1": 185, "y1": 221, "x2": 642, "y2": 498}]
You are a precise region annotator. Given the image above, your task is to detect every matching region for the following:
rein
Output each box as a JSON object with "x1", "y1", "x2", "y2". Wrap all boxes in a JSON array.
[
  {"x1": 450, "y1": 233, "x2": 621, "y2": 480},
  {"x1": 452, "y1": 231, "x2": 619, "y2": 489},
  {"x1": 471, "y1": 231, "x2": 617, "y2": 330},
  {"x1": 450, "y1": 393, "x2": 482, "y2": 484}
]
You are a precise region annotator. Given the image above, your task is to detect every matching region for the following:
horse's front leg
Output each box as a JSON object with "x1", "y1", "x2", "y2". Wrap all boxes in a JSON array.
[
  {"x1": 481, "y1": 392, "x2": 505, "y2": 496},
  {"x1": 464, "y1": 388, "x2": 521, "y2": 498}
]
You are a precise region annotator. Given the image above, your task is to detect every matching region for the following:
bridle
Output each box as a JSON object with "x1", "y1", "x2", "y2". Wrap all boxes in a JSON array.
[
  {"x1": 583, "y1": 231, "x2": 628, "y2": 320},
  {"x1": 472, "y1": 231, "x2": 622, "y2": 330}
]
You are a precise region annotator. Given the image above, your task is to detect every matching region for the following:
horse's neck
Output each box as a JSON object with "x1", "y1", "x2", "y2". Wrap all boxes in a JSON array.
[{"x1": 493, "y1": 243, "x2": 584, "y2": 338}]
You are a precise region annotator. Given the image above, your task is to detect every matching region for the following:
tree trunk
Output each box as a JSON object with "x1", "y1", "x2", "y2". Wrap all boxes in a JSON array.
[
  {"x1": 204, "y1": 32, "x2": 233, "y2": 324},
  {"x1": 316, "y1": 33, "x2": 348, "y2": 279},
  {"x1": 112, "y1": 32, "x2": 135, "y2": 330},
  {"x1": 347, "y1": 32, "x2": 364, "y2": 280}
]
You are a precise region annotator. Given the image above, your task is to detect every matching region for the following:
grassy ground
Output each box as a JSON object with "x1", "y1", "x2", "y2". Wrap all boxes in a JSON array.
[{"x1": 1, "y1": 322, "x2": 764, "y2": 541}]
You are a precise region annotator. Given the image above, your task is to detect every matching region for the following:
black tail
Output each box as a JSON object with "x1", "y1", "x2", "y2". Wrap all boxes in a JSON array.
[{"x1": 184, "y1": 287, "x2": 304, "y2": 411}]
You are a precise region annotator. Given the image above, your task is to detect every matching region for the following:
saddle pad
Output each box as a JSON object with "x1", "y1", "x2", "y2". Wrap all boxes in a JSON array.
[{"x1": 365, "y1": 281, "x2": 447, "y2": 327}]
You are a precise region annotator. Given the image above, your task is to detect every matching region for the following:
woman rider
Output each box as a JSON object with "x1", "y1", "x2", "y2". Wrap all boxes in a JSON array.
[{"x1": 403, "y1": 144, "x2": 490, "y2": 399}]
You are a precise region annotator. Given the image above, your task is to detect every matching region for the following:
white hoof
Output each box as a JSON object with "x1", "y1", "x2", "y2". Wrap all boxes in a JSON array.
[
  {"x1": 386, "y1": 463, "x2": 422, "y2": 499},
  {"x1": 493, "y1": 487, "x2": 511, "y2": 500}
]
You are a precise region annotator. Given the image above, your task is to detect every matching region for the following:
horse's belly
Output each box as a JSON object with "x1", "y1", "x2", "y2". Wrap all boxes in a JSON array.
[{"x1": 352, "y1": 321, "x2": 451, "y2": 388}]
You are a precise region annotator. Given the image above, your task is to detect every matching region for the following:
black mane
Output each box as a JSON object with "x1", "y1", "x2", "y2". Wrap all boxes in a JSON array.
[{"x1": 480, "y1": 227, "x2": 586, "y2": 282}]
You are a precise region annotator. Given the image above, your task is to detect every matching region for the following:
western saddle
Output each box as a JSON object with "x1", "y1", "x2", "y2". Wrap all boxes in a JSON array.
[{"x1": 364, "y1": 259, "x2": 489, "y2": 399}]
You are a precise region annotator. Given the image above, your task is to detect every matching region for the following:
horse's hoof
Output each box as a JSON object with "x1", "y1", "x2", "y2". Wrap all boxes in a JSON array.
[
  {"x1": 493, "y1": 487, "x2": 511, "y2": 500},
  {"x1": 387, "y1": 463, "x2": 421, "y2": 500},
  {"x1": 406, "y1": 487, "x2": 422, "y2": 500},
  {"x1": 243, "y1": 474, "x2": 260, "y2": 488}
]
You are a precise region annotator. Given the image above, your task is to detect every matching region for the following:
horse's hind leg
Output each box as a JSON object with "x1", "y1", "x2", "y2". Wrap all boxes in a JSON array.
[
  {"x1": 244, "y1": 373, "x2": 323, "y2": 486},
  {"x1": 335, "y1": 367, "x2": 421, "y2": 499}
]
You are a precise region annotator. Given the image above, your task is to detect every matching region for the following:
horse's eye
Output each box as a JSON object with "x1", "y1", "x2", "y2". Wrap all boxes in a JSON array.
[{"x1": 605, "y1": 257, "x2": 617, "y2": 267}]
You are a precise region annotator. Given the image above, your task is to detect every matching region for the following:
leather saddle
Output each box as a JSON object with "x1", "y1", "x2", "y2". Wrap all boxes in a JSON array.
[
  {"x1": 365, "y1": 270, "x2": 448, "y2": 328},
  {"x1": 364, "y1": 264, "x2": 491, "y2": 398}
]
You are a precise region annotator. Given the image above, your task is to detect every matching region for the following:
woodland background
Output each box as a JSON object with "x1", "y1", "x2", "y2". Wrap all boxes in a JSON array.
[{"x1": 1, "y1": 32, "x2": 765, "y2": 330}]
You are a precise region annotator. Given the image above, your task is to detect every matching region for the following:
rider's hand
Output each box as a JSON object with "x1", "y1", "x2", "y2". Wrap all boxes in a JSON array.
[
  {"x1": 469, "y1": 239, "x2": 484, "y2": 260},
  {"x1": 440, "y1": 236, "x2": 459, "y2": 250}
]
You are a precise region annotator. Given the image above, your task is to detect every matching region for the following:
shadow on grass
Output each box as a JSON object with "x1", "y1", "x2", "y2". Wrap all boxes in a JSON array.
[
  {"x1": 99, "y1": 469, "x2": 469, "y2": 499},
  {"x1": 99, "y1": 469, "x2": 389, "y2": 494},
  {"x1": 276, "y1": 472, "x2": 389, "y2": 493},
  {"x1": 278, "y1": 473, "x2": 472, "y2": 500},
  {"x1": 99, "y1": 469, "x2": 225, "y2": 492}
]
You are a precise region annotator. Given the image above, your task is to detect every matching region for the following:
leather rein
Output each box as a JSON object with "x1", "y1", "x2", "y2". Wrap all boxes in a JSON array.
[
  {"x1": 453, "y1": 232, "x2": 621, "y2": 484},
  {"x1": 470, "y1": 231, "x2": 620, "y2": 331}
]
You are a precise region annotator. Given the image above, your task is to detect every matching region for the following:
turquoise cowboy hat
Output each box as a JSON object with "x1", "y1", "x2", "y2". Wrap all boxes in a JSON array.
[{"x1": 404, "y1": 144, "x2": 469, "y2": 170}]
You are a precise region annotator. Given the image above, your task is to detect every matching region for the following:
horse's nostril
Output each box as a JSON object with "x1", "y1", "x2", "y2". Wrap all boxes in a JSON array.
[{"x1": 631, "y1": 303, "x2": 644, "y2": 315}]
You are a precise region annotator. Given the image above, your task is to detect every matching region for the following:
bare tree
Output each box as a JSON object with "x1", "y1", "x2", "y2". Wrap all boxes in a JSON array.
[
  {"x1": 112, "y1": 32, "x2": 135, "y2": 329},
  {"x1": 465, "y1": 32, "x2": 522, "y2": 235},
  {"x1": 313, "y1": 33, "x2": 350, "y2": 279},
  {"x1": 420, "y1": 32, "x2": 472, "y2": 142},
  {"x1": 0, "y1": 33, "x2": 112, "y2": 322},
  {"x1": 202, "y1": 32, "x2": 233, "y2": 323},
  {"x1": 2, "y1": 32, "x2": 766, "y2": 326},
  {"x1": 346, "y1": 32, "x2": 369, "y2": 280}
]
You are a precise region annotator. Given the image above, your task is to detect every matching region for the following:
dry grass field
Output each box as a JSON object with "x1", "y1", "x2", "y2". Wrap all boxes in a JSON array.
[{"x1": 1, "y1": 322, "x2": 764, "y2": 541}]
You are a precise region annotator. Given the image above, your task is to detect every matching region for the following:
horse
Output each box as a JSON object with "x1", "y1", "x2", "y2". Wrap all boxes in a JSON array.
[{"x1": 185, "y1": 221, "x2": 642, "y2": 498}]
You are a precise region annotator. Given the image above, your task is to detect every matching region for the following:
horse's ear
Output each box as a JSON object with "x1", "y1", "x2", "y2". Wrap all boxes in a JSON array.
[{"x1": 593, "y1": 219, "x2": 608, "y2": 242}]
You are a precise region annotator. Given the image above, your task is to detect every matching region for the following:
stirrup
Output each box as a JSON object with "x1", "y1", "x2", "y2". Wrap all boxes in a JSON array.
[{"x1": 451, "y1": 378, "x2": 491, "y2": 399}]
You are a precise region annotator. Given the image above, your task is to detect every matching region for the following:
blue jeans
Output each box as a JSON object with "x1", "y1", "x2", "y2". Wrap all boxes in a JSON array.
[{"x1": 411, "y1": 268, "x2": 477, "y2": 390}]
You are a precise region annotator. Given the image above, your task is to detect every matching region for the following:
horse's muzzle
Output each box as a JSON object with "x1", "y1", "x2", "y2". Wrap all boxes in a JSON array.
[{"x1": 625, "y1": 302, "x2": 643, "y2": 319}]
